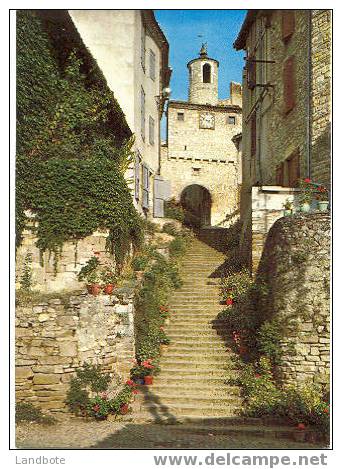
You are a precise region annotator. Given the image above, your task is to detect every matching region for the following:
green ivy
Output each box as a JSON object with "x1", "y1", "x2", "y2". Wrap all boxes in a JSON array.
[{"x1": 16, "y1": 11, "x2": 140, "y2": 265}]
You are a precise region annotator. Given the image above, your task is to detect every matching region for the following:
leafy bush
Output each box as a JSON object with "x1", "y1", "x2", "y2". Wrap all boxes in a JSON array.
[
  {"x1": 220, "y1": 268, "x2": 253, "y2": 301},
  {"x1": 77, "y1": 256, "x2": 100, "y2": 283},
  {"x1": 162, "y1": 222, "x2": 179, "y2": 237},
  {"x1": 15, "y1": 402, "x2": 56, "y2": 425},
  {"x1": 164, "y1": 198, "x2": 185, "y2": 222},
  {"x1": 20, "y1": 252, "x2": 33, "y2": 291},
  {"x1": 257, "y1": 318, "x2": 284, "y2": 366},
  {"x1": 131, "y1": 255, "x2": 149, "y2": 272}
]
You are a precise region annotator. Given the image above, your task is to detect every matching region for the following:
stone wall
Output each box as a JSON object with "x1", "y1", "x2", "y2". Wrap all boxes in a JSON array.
[
  {"x1": 311, "y1": 10, "x2": 331, "y2": 188},
  {"x1": 245, "y1": 186, "x2": 300, "y2": 272},
  {"x1": 16, "y1": 214, "x2": 113, "y2": 293},
  {"x1": 15, "y1": 289, "x2": 135, "y2": 412},
  {"x1": 256, "y1": 212, "x2": 330, "y2": 385}
]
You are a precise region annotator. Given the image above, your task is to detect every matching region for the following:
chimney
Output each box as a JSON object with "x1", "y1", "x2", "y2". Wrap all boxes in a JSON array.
[{"x1": 230, "y1": 82, "x2": 242, "y2": 106}]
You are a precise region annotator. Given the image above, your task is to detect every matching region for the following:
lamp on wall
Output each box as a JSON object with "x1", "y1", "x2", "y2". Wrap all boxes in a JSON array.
[{"x1": 155, "y1": 87, "x2": 172, "y2": 104}]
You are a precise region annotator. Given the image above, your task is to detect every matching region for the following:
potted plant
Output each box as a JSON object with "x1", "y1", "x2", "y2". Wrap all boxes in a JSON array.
[
  {"x1": 101, "y1": 269, "x2": 117, "y2": 295},
  {"x1": 299, "y1": 178, "x2": 314, "y2": 212},
  {"x1": 283, "y1": 198, "x2": 293, "y2": 216},
  {"x1": 86, "y1": 271, "x2": 101, "y2": 296},
  {"x1": 315, "y1": 185, "x2": 329, "y2": 212},
  {"x1": 78, "y1": 256, "x2": 101, "y2": 295}
]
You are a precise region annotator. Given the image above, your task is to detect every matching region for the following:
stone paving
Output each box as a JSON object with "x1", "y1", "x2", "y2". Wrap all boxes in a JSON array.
[{"x1": 16, "y1": 415, "x2": 325, "y2": 449}]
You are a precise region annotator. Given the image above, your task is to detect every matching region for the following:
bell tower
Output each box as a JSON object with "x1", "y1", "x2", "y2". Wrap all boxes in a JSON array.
[{"x1": 187, "y1": 44, "x2": 219, "y2": 105}]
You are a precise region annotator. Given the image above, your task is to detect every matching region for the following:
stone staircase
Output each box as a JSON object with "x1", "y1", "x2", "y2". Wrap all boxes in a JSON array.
[{"x1": 133, "y1": 237, "x2": 242, "y2": 422}]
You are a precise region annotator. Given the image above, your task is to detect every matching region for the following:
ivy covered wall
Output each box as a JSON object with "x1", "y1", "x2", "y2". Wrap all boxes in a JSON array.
[{"x1": 16, "y1": 10, "x2": 142, "y2": 270}]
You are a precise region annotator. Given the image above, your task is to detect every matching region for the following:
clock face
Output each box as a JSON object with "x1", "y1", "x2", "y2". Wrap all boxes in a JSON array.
[{"x1": 199, "y1": 112, "x2": 215, "y2": 129}]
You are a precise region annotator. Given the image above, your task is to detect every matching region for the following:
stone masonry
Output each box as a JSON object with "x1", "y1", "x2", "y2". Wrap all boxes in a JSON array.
[
  {"x1": 256, "y1": 213, "x2": 330, "y2": 385},
  {"x1": 161, "y1": 46, "x2": 242, "y2": 227},
  {"x1": 15, "y1": 290, "x2": 135, "y2": 411}
]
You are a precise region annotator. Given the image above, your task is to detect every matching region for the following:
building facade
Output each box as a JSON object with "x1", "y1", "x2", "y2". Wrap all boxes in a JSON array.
[
  {"x1": 233, "y1": 9, "x2": 331, "y2": 270},
  {"x1": 69, "y1": 10, "x2": 171, "y2": 217},
  {"x1": 161, "y1": 45, "x2": 242, "y2": 227}
]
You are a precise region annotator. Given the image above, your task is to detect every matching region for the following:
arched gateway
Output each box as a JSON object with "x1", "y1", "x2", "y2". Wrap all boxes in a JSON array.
[{"x1": 180, "y1": 184, "x2": 212, "y2": 227}]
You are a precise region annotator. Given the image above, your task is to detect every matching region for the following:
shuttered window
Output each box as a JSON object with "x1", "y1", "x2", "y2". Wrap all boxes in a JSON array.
[
  {"x1": 283, "y1": 56, "x2": 295, "y2": 114},
  {"x1": 142, "y1": 164, "x2": 150, "y2": 209},
  {"x1": 247, "y1": 55, "x2": 256, "y2": 90},
  {"x1": 149, "y1": 49, "x2": 156, "y2": 81},
  {"x1": 276, "y1": 162, "x2": 285, "y2": 186},
  {"x1": 286, "y1": 150, "x2": 300, "y2": 187},
  {"x1": 281, "y1": 11, "x2": 295, "y2": 42},
  {"x1": 134, "y1": 152, "x2": 141, "y2": 201},
  {"x1": 250, "y1": 112, "x2": 257, "y2": 157},
  {"x1": 141, "y1": 87, "x2": 145, "y2": 140},
  {"x1": 149, "y1": 116, "x2": 155, "y2": 145},
  {"x1": 141, "y1": 25, "x2": 146, "y2": 70}
]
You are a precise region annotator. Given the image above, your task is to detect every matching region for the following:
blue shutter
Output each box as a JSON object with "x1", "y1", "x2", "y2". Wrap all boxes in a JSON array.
[{"x1": 142, "y1": 164, "x2": 149, "y2": 209}]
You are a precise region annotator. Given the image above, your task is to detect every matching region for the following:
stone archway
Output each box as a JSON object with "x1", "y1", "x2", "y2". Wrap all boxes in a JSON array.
[{"x1": 180, "y1": 184, "x2": 212, "y2": 227}]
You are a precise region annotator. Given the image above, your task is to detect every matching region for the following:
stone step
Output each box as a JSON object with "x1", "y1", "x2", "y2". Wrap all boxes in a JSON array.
[
  {"x1": 139, "y1": 383, "x2": 241, "y2": 395},
  {"x1": 165, "y1": 335, "x2": 229, "y2": 344},
  {"x1": 158, "y1": 363, "x2": 230, "y2": 373},
  {"x1": 134, "y1": 403, "x2": 239, "y2": 418},
  {"x1": 167, "y1": 329, "x2": 229, "y2": 337},
  {"x1": 135, "y1": 394, "x2": 241, "y2": 407},
  {"x1": 168, "y1": 315, "x2": 223, "y2": 321},
  {"x1": 154, "y1": 376, "x2": 230, "y2": 386},
  {"x1": 166, "y1": 344, "x2": 226, "y2": 353},
  {"x1": 160, "y1": 355, "x2": 228, "y2": 364}
]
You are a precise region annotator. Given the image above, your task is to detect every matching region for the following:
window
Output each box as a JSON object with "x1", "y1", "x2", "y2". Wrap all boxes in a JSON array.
[
  {"x1": 250, "y1": 111, "x2": 257, "y2": 157},
  {"x1": 134, "y1": 152, "x2": 141, "y2": 200},
  {"x1": 286, "y1": 150, "x2": 300, "y2": 187},
  {"x1": 203, "y1": 63, "x2": 211, "y2": 83},
  {"x1": 141, "y1": 25, "x2": 146, "y2": 70},
  {"x1": 281, "y1": 11, "x2": 295, "y2": 43},
  {"x1": 276, "y1": 162, "x2": 284, "y2": 186},
  {"x1": 149, "y1": 49, "x2": 156, "y2": 81},
  {"x1": 149, "y1": 116, "x2": 155, "y2": 145},
  {"x1": 192, "y1": 167, "x2": 201, "y2": 176},
  {"x1": 142, "y1": 164, "x2": 150, "y2": 209},
  {"x1": 228, "y1": 116, "x2": 236, "y2": 125},
  {"x1": 283, "y1": 56, "x2": 295, "y2": 114},
  {"x1": 140, "y1": 87, "x2": 145, "y2": 140},
  {"x1": 247, "y1": 54, "x2": 256, "y2": 90},
  {"x1": 177, "y1": 112, "x2": 184, "y2": 121}
]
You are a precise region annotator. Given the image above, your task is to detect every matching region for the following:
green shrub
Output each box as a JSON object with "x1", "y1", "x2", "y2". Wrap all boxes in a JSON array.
[
  {"x1": 15, "y1": 402, "x2": 56, "y2": 425},
  {"x1": 20, "y1": 252, "x2": 33, "y2": 291},
  {"x1": 77, "y1": 256, "x2": 100, "y2": 283},
  {"x1": 131, "y1": 255, "x2": 149, "y2": 272},
  {"x1": 257, "y1": 318, "x2": 284, "y2": 366},
  {"x1": 162, "y1": 222, "x2": 179, "y2": 237},
  {"x1": 164, "y1": 198, "x2": 185, "y2": 222}
]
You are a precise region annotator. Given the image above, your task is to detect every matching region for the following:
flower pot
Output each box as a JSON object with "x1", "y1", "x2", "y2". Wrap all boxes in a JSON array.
[
  {"x1": 317, "y1": 201, "x2": 329, "y2": 212},
  {"x1": 119, "y1": 403, "x2": 129, "y2": 415},
  {"x1": 87, "y1": 284, "x2": 102, "y2": 296},
  {"x1": 103, "y1": 284, "x2": 115, "y2": 295},
  {"x1": 283, "y1": 209, "x2": 292, "y2": 217},
  {"x1": 300, "y1": 202, "x2": 311, "y2": 213},
  {"x1": 144, "y1": 375, "x2": 153, "y2": 385}
]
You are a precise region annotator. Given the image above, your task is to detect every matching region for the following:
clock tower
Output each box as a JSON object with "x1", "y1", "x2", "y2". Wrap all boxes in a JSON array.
[
  {"x1": 187, "y1": 44, "x2": 219, "y2": 106},
  {"x1": 160, "y1": 44, "x2": 242, "y2": 227}
]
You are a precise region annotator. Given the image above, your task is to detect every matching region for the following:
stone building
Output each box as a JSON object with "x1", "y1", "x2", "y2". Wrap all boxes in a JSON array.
[
  {"x1": 69, "y1": 10, "x2": 172, "y2": 218},
  {"x1": 233, "y1": 10, "x2": 331, "y2": 270},
  {"x1": 160, "y1": 45, "x2": 242, "y2": 227}
]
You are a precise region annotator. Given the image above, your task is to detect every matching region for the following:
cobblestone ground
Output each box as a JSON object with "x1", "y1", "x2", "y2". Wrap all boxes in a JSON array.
[{"x1": 16, "y1": 415, "x2": 325, "y2": 449}]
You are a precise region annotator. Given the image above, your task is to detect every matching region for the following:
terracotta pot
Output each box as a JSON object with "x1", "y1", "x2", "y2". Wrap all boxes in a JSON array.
[
  {"x1": 144, "y1": 375, "x2": 153, "y2": 385},
  {"x1": 87, "y1": 284, "x2": 102, "y2": 296},
  {"x1": 119, "y1": 403, "x2": 129, "y2": 415},
  {"x1": 103, "y1": 284, "x2": 115, "y2": 295}
]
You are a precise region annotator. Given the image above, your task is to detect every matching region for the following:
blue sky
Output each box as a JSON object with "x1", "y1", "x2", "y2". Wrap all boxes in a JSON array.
[{"x1": 155, "y1": 10, "x2": 247, "y2": 102}]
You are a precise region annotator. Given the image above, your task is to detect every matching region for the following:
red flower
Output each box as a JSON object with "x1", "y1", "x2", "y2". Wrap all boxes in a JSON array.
[
  {"x1": 255, "y1": 374, "x2": 261, "y2": 379},
  {"x1": 226, "y1": 298, "x2": 234, "y2": 306},
  {"x1": 304, "y1": 178, "x2": 311, "y2": 183},
  {"x1": 126, "y1": 379, "x2": 135, "y2": 386},
  {"x1": 323, "y1": 407, "x2": 329, "y2": 414},
  {"x1": 93, "y1": 404, "x2": 100, "y2": 412},
  {"x1": 297, "y1": 423, "x2": 306, "y2": 430},
  {"x1": 133, "y1": 389, "x2": 139, "y2": 395}
]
